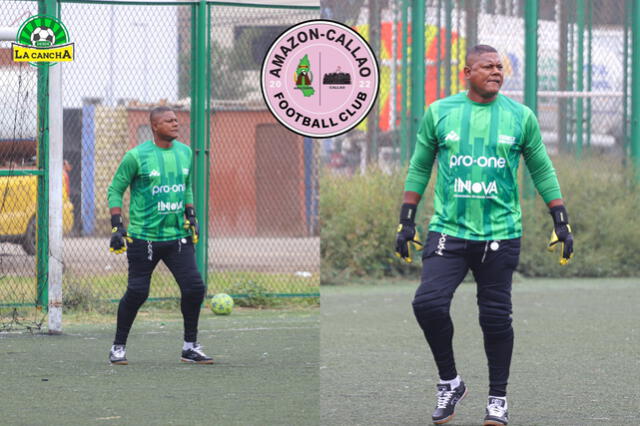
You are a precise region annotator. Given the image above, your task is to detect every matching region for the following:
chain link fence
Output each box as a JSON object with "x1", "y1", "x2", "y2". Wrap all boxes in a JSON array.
[
  {"x1": 206, "y1": 4, "x2": 320, "y2": 297},
  {"x1": 0, "y1": 1, "x2": 320, "y2": 329},
  {"x1": 320, "y1": 0, "x2": 639, "y2": 280},
  {"x1": 0, "y1": 0, "x2": 46, "y2": 328},
  {"x1": 319, "y1": 0, "x2": 633, "y2": 170}
]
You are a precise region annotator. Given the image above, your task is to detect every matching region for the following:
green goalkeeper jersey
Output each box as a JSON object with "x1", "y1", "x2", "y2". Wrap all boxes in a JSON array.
[
  {"x1": 108, "y1": 140, "x2": 194, "y2": 241},
  {"x1": 405, "y1": 92, "x2": 562, "y2": 241}
]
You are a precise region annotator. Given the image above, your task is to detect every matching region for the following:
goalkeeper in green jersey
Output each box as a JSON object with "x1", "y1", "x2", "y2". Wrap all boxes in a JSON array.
[
  {"x1": 395, "y1": 45, "x2": 573, "y2": 425},
  {"x1": 107, "y1": 106, "x2": 212, "y2": 365}
]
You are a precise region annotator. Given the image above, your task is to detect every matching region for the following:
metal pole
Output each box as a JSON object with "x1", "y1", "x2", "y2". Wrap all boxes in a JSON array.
[
  {"x1": 36, "y1": 0, "x2": 53, "y2": 312},
  {"x1": 191, "y1": 1, "x2": 210, "y2": 283},
  {"x1": 48, "y1": 55, "x2": 63, "y2": 334},
  {"x1": 45, "y1": 0, "x2": 62, "y2": 333},
  {"x1": 624, "y1": 0, "x2": 631, "y2": 162},
  {"x1": 400, "y1": 0, "x2": 409, "y2": 164},
  {"x1": 576, "y1": 0, "x2": 584, "y2": 158},
  {"x1": 107, "y1": 4, "x2": 115, "y2": 106},
  {"x1": 437, "y1": 0, "x2": 442, "y2": 99},
  {"x1": 566, "y1": 3, "x2": 574, "y2": 150},
  {"x1": 465, "y1": 0, "x2": 478, "y2": 50},
  {"x1": 410, "y1": 0, "x2": 425, "y2": 153},
  {"x1": 444, "y1": 0, "x2": 452, "y2": 97},
  {"x1": 390, "y1": 0, "x2": 397, "y2": 132},
  {"x1": 586, "y1": 0, "x2": 592, "y2": 148},
  {"x1": 367, "y1": 0, "x2": 380, "y2": 165},
  {"x1": 523, "y1": 0, "x2": 538, "y2": 199},
  {"x1": 557, "y1": 1, "x2": 568, "y2": 152},
  {"x1": 631, "y1": 0, "x2": 640, "y2": 181}
]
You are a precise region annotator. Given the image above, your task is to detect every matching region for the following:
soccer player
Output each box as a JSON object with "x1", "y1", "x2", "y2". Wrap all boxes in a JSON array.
[
  {"x1": 395, "y1": 45, "x2": 574, "y2": 425},
  {"x1": 107, "y1": 106, "x2": 212, "y2": 365}
]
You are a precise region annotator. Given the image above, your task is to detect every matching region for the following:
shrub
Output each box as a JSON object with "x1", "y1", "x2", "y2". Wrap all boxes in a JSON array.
[
  {"x1": 63, "y1": 281, "x2": 98, "y2": 312},
  {"x1": 320, "y1": 155, "x2": 640, "y2": 281},
  {"x1": 320, "y1": 167, "x2": 432, "y2": 283},
  {"x1": 225, "y1": 280, "x2": 275, "y2": 308}
]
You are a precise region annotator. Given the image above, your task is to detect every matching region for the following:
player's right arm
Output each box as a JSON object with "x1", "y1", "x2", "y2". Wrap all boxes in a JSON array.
[
  {"x1": 395, "y1": 108, "x2": 439, "y2": 262},
  {"x1": 107, "y1": 152, "x2": 137, "y2": 253}
]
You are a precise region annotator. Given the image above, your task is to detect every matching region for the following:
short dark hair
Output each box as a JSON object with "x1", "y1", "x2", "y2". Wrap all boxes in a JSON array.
[
  {"x1": 465, "y1": 44, "x2": 498, "y2": 65},
  {"x1": 150, "y1": 106, "x2": 173, "y2": 124}
]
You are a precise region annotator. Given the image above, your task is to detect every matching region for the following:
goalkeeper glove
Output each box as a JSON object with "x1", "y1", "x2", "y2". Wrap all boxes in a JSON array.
[
  {"x1": 184, "y1": 206, "x2": 199, "y2": 244},
  {"x1": 109, "y1": 214, "x2": 132, "y2": 254},
  {"x1": 395, "y1": 203, "x2": 423, "y2": 263},
  {"x1": 547, "y1": 205, "x2": 574, "y2": 265}
]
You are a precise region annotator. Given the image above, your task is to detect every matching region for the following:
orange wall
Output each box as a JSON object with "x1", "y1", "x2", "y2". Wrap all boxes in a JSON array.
[{"x1": 126, "y1": 109, "x2": 307, "y2": 237}]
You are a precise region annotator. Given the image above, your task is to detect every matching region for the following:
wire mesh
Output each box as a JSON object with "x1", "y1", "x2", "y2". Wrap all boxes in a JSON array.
[
  {"x1": 58, "y1": 2, "x2": 194, "y2": 303},
  {"x1": 206, "y1": 4, "x2": 320, "y2": 298},
  {"x1": 534, "y1": 0, "x2": 629, "y2": 159},
  {"x1": 320, "y1": 0, "x2": 400, "y2": 175},
  {"x1": 0, "y1": 0, "x2": 46, "y2": 329}
]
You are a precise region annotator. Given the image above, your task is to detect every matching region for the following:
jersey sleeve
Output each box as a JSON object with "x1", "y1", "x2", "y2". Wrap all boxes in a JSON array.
[
  {"x1": 521, "y1": 109, "x2": 562, "y2": 203},
  {"x1": 107, "y1": 151, "x2": 138, "y2": 208},
  {"x1": 404, "y1": 107, "x2": 438, "y2": 195},
  {"x1": 184, "y1": 146, "x2": 194, "y2": 205}
]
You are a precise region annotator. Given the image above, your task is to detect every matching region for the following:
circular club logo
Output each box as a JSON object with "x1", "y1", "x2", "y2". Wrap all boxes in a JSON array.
[{"x1": 261, "y1": 20, "x2": 379, "y2": 138}]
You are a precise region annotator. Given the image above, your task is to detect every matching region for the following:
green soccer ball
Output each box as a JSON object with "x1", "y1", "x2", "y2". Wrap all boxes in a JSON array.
[{"x1": 210, "y1": 293, "x2": 234, "y2": 315}]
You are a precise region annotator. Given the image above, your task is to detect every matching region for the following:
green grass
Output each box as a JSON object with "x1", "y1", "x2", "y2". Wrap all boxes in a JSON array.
[
  {"x1": 0, "y1": 307, "x2": 319, "y2": 425},
  {"x1": 321, "y1": 278, "x2": 639, "y2": 425},
  {"x1": 0, "y1": 270, "x2": 319, "y2": 309}
]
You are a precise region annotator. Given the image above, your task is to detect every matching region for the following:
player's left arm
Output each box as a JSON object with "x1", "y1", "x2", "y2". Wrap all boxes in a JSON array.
[
  {"x1": 183, "y1": 147, "x2": 199, "y2": 243},
  {"x1": 522, "y1": 110, "x2": 574, "y2": 265}
]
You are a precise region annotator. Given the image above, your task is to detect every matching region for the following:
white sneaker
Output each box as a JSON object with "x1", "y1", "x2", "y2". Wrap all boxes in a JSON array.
[
  {"x1": 109, "y1": 344, "x2": 128, "y2": 365},
  {"x1": 484, "y1": 396, "x2": 508, "y2": 425}
]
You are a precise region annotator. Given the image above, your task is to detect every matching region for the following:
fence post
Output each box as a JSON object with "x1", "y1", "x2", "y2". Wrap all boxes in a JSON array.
[
  {"x1": 410, "y1": 0, "x2": 425, "y2": 153},
  {"x1": 575, "y1": 0, "x2": 585, "y2": 158},
  {"x1": 523, "y1": 0, "x2": 538, "y2": 199},
  {"x1": 400, "y1": 0, "x2": 409, "y2": 165},
  {"x1": 36, "y1": 0, "x2": 59, "y2": 312},
  {"x1": 444, "y1": 0, "x2": 452, "y2": 97},
  {"x1": 632, "y1": 0, "x2": 640, "y2": 182},
  {"x1": 48, "y1": 0, "x2": 63, "y2": 334},
  {"x1": 191, "y1": 1, "x2": 210, "y2": 286}
]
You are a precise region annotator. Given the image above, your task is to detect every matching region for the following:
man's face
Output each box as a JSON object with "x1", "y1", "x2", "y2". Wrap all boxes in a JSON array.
[
  {"x1": 152, "y1": 111, "x2": 179, "y2": 140},
  {"x1": 464, "y1": 52, "x2": 504, "y2": 98}
]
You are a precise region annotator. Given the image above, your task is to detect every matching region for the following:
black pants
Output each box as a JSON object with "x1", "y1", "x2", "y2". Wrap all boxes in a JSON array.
[
  {"x1": 412, "y1": 231, "x2": 520, "y2": 397},
  {"x1": 114, "y1": 237, "x2": 206, "y2": 345}
]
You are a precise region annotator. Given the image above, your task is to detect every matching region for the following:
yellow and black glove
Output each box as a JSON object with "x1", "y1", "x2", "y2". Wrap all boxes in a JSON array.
[
  {"x1": 109, "y1": 214, "x2": 132, "y2": 254},
  {"x1": 394, "y1": 203, "x2": 424, "y2": 263},
  {"x1": 547, "y1": 205, "x2": 574, "y2": 265},
  {"x1": 184, "y1": 206, "x2": 199, "y2": 244}
]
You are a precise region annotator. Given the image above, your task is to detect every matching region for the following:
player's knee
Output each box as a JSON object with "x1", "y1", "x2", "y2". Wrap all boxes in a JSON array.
[
  {"x1": 182, "y1": 285, "x2": 205, "y2": 302},
  {"x1": 412, "y1": 293, "x2": 450, "y2": 319},
  {"x1": 479, "y1": 312, "x2": 513, "y2": 341},
  {"x1": 122, "y1": 288, "x2": 148, "y2": 308}
]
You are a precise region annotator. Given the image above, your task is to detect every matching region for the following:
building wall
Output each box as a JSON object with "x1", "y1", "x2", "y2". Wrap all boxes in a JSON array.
[{"x1": 123, "y1": 109, "x2": 308, "y2": 237}]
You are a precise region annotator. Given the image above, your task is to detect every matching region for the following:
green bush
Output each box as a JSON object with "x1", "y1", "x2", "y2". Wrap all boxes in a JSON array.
[
  {"x1": 225, "y1": 280, "x2": 275, "y2": 308},
  {"x1": 320, "y1": 155, "x2": 640, "y2": 281},
  {"x1": 63, "y1": 281, "x2": 98, "y2": 312},
  {"x1": 519, "y1": 155, "x2": 640, "y2": 277},
  {"x1": 320, "y1": 167, "x2": 430, "y2": 283}
]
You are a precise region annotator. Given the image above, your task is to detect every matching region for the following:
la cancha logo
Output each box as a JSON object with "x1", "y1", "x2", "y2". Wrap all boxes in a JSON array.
[{"x1": 12, "y1": 15, "x2": 74, "y2": 67}]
